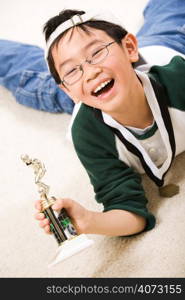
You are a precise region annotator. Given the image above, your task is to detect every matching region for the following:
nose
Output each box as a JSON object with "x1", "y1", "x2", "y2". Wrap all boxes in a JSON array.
[{"x1": 85, "y1": 65, "x2": 102, "y2": 83}]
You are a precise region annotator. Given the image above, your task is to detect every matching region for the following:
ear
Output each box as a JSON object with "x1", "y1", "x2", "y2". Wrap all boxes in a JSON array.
[
  {"x1": 121, "y1": 33, "x2": 139, "y2": 63},
  {"x1": 58, "y1": 84, "x2": 80, "y2": 104}
]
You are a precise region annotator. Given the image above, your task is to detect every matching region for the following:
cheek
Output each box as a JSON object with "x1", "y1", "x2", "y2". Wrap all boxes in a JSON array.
[
  {"x1": 60, "y1": 84, "x2": 82, "y2": 103},
  {"x1": 103, "y1": 55, "x2": 127, "y2": 79},
  {"x1": 115, "y1": 59, "x2": 133, "y2": 83},
  {"x1": 104, "y1": 55, "x2": 119, "y2": 69},
  {"x1": 70, "y1": 88, "x2": 84, "y2": 103},
  {"x1": 73, "y1": 88, "x2": 83, "y2": 100}
]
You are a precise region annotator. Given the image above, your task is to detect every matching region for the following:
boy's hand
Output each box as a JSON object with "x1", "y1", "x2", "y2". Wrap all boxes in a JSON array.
[
  {"x1": 35, "y1": 198, "x2": 146, "y2": 237},
  {"x1": 34, "y1": 198, "x2": 92, "y2": 235}
]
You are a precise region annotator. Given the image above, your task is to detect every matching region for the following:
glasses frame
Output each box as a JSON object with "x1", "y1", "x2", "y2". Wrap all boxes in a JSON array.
[{"x1": 60, "y1": 41, "x2": 115, "y2": 86}]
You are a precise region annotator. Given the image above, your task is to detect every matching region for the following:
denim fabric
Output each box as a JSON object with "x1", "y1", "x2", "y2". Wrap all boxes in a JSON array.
[
  {"x1": 0, "y1": 40, "x2": 74, "y2": 113},
  {"x1": 0, "y1": 0, "x2": 185, "y2": 114},
  {"x1": 136, "y1": 0, "x2": 185, "y2": 54}
]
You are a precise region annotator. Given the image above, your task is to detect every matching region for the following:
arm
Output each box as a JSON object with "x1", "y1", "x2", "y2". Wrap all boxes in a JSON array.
[
  {"x1": 86, "y1": 210, "x2": 146, "y2": 236},
  {"x1": 35, "y1": 104, "x2": 155, "y2": 237},
  {"x1": 35, "y1": 198, "x2": 146, "y2": 237}
]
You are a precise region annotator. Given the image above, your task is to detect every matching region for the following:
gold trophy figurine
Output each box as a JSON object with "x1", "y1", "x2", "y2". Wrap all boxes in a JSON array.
[{"x1": 21, "y1": 154, "x2": 94, "y2": 267}]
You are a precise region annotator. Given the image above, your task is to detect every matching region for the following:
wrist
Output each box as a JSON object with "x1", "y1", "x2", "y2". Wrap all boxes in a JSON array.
[{"x1": 83, "y1": 210, "x2": 102, "y2": 234}]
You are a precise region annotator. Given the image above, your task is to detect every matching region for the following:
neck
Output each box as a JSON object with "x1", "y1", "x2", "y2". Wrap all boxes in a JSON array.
[{"x1": 110, "y1": 74, "x2": 153, "y2": 129}]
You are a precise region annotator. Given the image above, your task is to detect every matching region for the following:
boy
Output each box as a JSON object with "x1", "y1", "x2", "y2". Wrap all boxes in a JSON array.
[
  {"x1": 1, "y1": 0, "x2": 185, "y2": 236},
  {"x1": 34, "y1": 0, "x2": 185, "y2": 237}
]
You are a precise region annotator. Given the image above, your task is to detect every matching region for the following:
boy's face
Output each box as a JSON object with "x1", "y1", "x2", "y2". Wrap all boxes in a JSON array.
[{"x1": 51, "y1": 26, "x2": 139, "y2": 116}]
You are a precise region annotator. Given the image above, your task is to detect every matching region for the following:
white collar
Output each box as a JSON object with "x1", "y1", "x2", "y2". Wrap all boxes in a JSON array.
[{"x1": 102, "y1": 69, "x2": 173, "y2": 181}]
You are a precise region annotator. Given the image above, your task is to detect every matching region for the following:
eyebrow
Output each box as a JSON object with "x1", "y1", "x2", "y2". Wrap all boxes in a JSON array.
[{"x1": 58, "y1": 39, "x2": 104, "y2": 70}]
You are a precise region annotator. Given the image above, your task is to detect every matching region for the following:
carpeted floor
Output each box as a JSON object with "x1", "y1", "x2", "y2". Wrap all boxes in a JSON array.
[{"x1": 1, "y1": 0, "x2": 185, "y2": 278}]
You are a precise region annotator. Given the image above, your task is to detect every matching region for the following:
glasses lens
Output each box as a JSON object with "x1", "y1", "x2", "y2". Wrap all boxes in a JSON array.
[
  {"x1": 63, "y1": 67, "x2": 83, "y2": 85},
  {"x1": 90, "y1": 46, "x2": 108, "y2": 65}
]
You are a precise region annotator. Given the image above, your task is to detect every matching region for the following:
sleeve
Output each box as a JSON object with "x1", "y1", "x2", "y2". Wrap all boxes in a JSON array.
[
  {"x1": 150, "y1": 56, "x2": 185, "y2": 110},
  {"x1": 0, "y1": 39, "x2": 74, "y2": 114},
  {"x1": 72, "y1": 105, "x2": 156, "y2": 233}
]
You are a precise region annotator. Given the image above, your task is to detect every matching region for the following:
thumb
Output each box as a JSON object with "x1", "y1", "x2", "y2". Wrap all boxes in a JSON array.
[{"x1": 52, "y1": 198, "x2": 73, "y2": 211}]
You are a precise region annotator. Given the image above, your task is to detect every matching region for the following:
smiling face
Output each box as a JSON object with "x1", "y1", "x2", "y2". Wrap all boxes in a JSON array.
[{"x1": 51, "y1": 26, "x2": 140, "y2": 117}]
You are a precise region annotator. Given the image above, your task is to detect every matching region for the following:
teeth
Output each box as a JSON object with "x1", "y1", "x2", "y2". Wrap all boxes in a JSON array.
[{"x1": 93, "y1": 79, "x2": 112, "y2": 94}]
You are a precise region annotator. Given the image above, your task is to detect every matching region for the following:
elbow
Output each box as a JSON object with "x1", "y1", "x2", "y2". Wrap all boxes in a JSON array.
[{"x1": 126, "y1": 214, "x2": 147, "y2": 236}]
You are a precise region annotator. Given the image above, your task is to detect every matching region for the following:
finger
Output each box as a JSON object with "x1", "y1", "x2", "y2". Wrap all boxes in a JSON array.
[
  {"x1": 52, "y1": 198, "x2": 64, "y2": 210},
  {"x1": 35, "y1": 200, "x2": 42, "y2": 211},
  {"x1": 39, "y1": 218, "x2": 50, "y2": 228},
  {"x1": 44, "y1": 225, "x2": 52, "y2": 234},
  {"x1": 35, "y1": 212, "x2": 45, "y2": 221},
  {"x1": 52, "y1": 198, "x2": 73, "y2": 210}
]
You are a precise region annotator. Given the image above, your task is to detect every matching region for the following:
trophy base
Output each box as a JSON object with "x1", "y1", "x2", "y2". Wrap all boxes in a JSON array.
[{"x1": 48, "y1": 234, "x2": 94, "y2": 267}]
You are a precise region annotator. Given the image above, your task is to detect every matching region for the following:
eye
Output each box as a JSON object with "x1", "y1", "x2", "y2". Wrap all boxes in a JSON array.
[
  {"x1": 65, "y1": 67, "x2": 78, "y2": 76},
  {"x1": 91, "y1": 46, "x2": 104, "y2": 58}
]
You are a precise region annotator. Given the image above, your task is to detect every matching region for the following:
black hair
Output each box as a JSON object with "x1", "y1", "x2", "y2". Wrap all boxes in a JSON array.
[{"x1": 43, "y1": 9, "x2": 128, "y2": 84}]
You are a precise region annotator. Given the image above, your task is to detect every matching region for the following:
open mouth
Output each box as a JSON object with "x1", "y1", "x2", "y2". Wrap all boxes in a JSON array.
[{"x1": 91, "y1": 79, "x2": 114, "y2": 97}]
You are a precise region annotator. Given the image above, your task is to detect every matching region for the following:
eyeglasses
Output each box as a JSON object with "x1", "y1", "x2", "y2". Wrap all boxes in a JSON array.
[{"x1": 60, "y1": 41, "x2": 115, "y2": 86}]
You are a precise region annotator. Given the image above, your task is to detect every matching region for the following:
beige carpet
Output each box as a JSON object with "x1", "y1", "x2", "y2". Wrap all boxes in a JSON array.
[{"x1": 1, "y1": 0, "x2": 185, "y2": 278}]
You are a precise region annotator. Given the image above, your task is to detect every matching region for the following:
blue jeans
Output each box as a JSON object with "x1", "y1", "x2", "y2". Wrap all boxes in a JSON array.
[
  {"x1": 0, "y1": 41, "x2": 74, "y2": 113},
  {"x1": 0, "y1": 0, "x2": 185, "y2": 114},
  {"x1": 136, "y1": 0, "x2": 185, "y2": 53}
]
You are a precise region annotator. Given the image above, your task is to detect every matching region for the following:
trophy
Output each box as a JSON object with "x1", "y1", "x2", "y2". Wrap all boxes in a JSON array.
[{"x1": 21, "y1": 154, "x2": 94, "y2": 267}]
